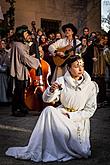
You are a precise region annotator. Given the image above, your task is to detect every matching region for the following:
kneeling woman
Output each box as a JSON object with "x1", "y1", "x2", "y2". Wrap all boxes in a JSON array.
[{"x1": 5, "y1": 55, "x2": 99, "y2": 162}]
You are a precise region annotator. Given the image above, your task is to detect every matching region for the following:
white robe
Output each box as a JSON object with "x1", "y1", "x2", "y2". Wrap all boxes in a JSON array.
[{"x1": 5, "y1": 71, "x2": 99, "y2": 162}]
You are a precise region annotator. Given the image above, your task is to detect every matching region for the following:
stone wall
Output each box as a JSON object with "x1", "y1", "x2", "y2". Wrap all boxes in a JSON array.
[
  {"x1": 87, "y1": 0, "x2": 101, "y2": 32},
  {"x1": 0, "y1": 0, "x2": 101, "y2": 35}
]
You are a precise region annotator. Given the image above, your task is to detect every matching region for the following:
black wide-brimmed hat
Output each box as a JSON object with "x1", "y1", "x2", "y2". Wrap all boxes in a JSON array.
[
  {"x1": 15, "y1": 25, "x2": 28, "y2": 34},
  {"x1": 62, "y1": 23, "x2": 77, "y2": 35},
  {"x1": 15, "y1": 25, "x2": 32, "y2": 36}
]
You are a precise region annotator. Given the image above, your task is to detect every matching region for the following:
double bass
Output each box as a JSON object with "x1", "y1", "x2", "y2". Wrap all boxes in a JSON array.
[{"x1": 24, "y1": 45, "x2": 51, "y2": 112}]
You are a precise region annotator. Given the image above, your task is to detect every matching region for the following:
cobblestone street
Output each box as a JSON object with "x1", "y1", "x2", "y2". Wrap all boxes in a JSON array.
[{"x1": 0, "y1": 92, "x2": 110, "y2": 165}]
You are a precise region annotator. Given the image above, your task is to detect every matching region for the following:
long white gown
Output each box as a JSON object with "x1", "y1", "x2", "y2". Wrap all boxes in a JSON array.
[{"x1": 5, "y1": 71, "x2": 99, "y2": 162}]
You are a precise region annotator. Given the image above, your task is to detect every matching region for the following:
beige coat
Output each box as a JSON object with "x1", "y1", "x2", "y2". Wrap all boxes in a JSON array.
[
  {"x1": 93, "y1": 45, "x2": 106, "y2": 77},
  {"x1": 10, "y1": 42, "x2": 40, "y2": 80}
]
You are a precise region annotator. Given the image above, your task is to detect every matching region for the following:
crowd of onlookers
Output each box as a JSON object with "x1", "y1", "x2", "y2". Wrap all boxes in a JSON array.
[{"x1": 0, "y1": 22, "x2": 110, "y2": 109}]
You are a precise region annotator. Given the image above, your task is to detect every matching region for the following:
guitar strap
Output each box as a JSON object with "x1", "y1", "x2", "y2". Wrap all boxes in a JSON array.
[
  {"x1": 73, "y1": 39, "x2": 76, "y2": 54},
  {"x1": 73, "y1": 38, "x2": 76, "y2": 48}
]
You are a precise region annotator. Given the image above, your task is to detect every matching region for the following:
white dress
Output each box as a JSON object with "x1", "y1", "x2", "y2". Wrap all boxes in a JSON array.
[{"x1": 5, "y1": 71, "x2": 99, "y2": 162}]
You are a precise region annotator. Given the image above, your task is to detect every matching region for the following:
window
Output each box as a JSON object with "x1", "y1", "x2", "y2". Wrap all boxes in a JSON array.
[{"x1": 41, "y1": 18, "x2": 61, "y2": 36}]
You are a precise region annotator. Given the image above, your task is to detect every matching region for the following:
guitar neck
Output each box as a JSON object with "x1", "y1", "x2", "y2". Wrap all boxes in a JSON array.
[
  {"x1": 53, "y1": 43, "x2": 81, "y2": 66},
  {"x1": 65, "y1": 43, "x2": 81, "y2": 54}
]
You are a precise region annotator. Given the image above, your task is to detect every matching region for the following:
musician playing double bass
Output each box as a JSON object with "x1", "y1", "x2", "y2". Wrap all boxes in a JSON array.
[
  {"x1": 9, "y1": 25, "x2": 40, "y2": 117},
  {"x1": 25, "y1": 31, "x2": 51, "y2": 113},
  {"x1": 48, "y1": 23, "x2": 81, "y2": 83}
]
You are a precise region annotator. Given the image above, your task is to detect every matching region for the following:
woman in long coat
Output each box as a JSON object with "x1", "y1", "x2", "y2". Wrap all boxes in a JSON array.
[
  {"x1": 5, "y1": 55, "x2": 98, "y2": 162},
  {"x1": 0, "y1": 39, "x2": 10, "y2": 103}
]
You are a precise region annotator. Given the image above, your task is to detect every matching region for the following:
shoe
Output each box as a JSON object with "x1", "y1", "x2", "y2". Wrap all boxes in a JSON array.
[
  {"x1": 103, "y1": 100, "x2": 108, "y2": 106},
  {"x1": 12, "y1": 109, "x2": 26, "y2": 117},
  {"x1": 20, "y1": 105, "x2": 29, "y2": 114},
  {"x1": 97, "y1": 102, "x2": 104, "y2": 109},
  {"x1": 23, "y1": 107, "x2": 29, "y2": 114}
]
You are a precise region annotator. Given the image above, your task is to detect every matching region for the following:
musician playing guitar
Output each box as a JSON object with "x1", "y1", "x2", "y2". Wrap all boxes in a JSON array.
[{"x1": 48, "y1": 23, "x2": 81, "y2": 83}]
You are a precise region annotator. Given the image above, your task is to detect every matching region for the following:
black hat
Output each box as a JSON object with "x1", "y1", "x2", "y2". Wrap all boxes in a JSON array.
[
  {"x1": 62, "y1": 23, "x2": 77, "y2": 35},
  {"x1": 14, "y1": 25, "x2": 30, "y2": 42},
  {"x1": 15, "y1": 25, "x2": 28, "y2": 35}
]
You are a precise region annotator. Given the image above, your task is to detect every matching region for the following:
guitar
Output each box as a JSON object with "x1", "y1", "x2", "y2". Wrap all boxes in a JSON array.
[{"x1": 52, "y1": 43, "x2": 81, "y2": 66}]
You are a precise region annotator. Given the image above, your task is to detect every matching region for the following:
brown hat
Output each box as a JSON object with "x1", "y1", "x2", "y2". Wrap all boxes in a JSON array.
[{"x1": 62, "y1": 23, "x2": 77, "y2": 35}]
